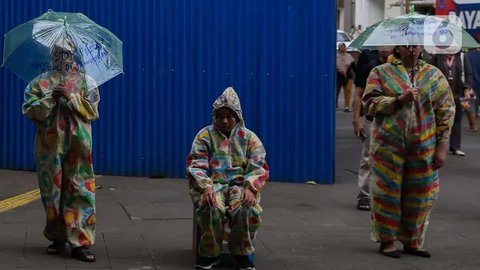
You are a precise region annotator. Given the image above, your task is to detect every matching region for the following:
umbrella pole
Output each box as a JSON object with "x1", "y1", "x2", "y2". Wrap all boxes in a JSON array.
[{"x1": 411, "y1": 53, "x2": 415, "y2": 87}]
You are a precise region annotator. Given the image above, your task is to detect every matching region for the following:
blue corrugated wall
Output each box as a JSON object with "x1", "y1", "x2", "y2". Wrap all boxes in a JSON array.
[{"x1": 0, "y1": 0, "x2": 336, "y2": 183}]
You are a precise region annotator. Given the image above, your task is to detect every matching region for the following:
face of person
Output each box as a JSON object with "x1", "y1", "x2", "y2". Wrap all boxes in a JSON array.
[
  {"x1": 398, "y1": 45, "x2": 422, "y2": 62},
  {"x1": 51, "y1": 49, "x2": 74, "y2": 72},
  {"x1": 215, "y1": 107, "x2": 237, "y2": 133},
  {"x1": 377, "y1": 46, "x2": 392, "y2": 62},
  {"x1": 338, "y1": 43, "x2": 347, "y2": 53}
]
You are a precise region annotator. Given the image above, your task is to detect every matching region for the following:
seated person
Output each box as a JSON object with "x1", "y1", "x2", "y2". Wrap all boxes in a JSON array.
[{"x1": 187, "y1": 87, "x2": 269, "y2": 270}]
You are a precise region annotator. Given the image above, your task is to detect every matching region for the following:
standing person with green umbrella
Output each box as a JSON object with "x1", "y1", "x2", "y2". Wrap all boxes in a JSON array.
[
  {"x1": 363, "y1": 45, "x2": 455, "y2": 258},
  {"x1": 349, "y1": 9, "x2": 478, "y2": 258}
]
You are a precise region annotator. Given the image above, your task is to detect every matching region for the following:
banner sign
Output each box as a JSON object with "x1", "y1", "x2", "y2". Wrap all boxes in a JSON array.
[{"x1": 436, "y1": 0, "x2": 480, "y2": 41}]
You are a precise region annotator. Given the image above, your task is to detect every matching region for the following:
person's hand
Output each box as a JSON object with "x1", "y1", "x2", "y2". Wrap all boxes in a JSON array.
[
  {"x1": 201, "y1": 186, "x2": 217, "y2": 207},
  {"x1": 464, "y1": 88, "x2": 475, "y2": 99},
  {"x1": 433, "y1": 142, "x2": 447, "y2": 169},
  {"x1": 353, "y1": 120, "x2": 365, "y2": 140},
  {"x1": 242, "y1": 187, "x2": 257, "y2": 208},
  {"x1": 398, "y1": 87, "x2": 419, "y2": 103},
  {"x1": 52, "y1": 83, "x2": 71, "y2": 101}
]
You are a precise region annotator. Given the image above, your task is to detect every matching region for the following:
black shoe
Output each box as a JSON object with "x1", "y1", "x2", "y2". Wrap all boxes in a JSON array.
[
  {"x1": 46, "y1": 241, "x2": 65, "y2": 255},
  {"x1": 195, "y1": 256, "x2": 220, "y2": 269},
  {"x1": 379, "y1": 243, "x2": 401, "y2": 258},
  {"x1": 71, "y1": 246, "x2": 96, "y2": 262},
  {"x1": 234, "y1": 255, "x2": 255, "y2": 270},
  {"x1": 403, "y1": 247, "x2": 431, "y2": 258}
]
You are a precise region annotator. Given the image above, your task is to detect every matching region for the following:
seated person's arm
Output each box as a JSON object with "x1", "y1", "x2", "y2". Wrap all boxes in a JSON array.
[
  {"x1": 244, "y1": 133, "x2": 269, "y2": 194},
  {"x1": 187, "y1": 130, "x2": 214, "y2": 191}
]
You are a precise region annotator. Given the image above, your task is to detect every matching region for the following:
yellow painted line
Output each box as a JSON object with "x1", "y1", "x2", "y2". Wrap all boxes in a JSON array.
[{"x1": 0, "y1": 189, "x2": 41, "y2": 213}]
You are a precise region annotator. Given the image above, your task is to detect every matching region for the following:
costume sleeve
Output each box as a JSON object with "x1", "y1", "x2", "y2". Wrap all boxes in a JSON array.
[
  {"x1": 186, "y1": 130, "x2": 213, "y2": 191},
  {"x1": 67, "y1": 77, "x2": 100, "y2": 122},
  {"x1": 362, "y1": 67, "x2": 397, "y2": 118},
  {"x1": 243, "y1": 132, "x2": 269, "y2": 193},
  {"x1": 432, "y1": 71, "x2": 455, "y2": 144},
  {"x1": 22, "y1": 80, "x2": 57, "y2": 122}
]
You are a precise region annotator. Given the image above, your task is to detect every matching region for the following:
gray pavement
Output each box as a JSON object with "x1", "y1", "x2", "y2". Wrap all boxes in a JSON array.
[{"x1": 0, "y1": 111, "x2": 479, "y2": 270}]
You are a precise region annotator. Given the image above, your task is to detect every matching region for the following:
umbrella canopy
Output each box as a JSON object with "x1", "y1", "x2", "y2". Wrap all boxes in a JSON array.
[
  {"x1": 2, "y1": 9, "x2": 123, "y2": 89},
  {"x1": 349, "y1": 12, "x2": 480, "y2": 53}
]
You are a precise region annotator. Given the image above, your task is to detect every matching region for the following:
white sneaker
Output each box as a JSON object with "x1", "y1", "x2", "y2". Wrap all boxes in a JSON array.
[
  {"x1": 452, "y1": 150, "x2": 466, "y2": 156},
  {"x1": 195, "y1": 256, "x2": 221, "y2": 270}
]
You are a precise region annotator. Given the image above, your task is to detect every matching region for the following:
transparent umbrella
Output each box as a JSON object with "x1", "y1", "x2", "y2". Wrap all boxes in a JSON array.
[{"x1": 2, "y1": 9, "x2": 123, "y2": 90}]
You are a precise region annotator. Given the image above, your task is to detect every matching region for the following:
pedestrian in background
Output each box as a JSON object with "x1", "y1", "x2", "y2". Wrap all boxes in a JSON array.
[
  {"x1": 352, "y1": 46, "x2": 391, "y2": 211},
  {"x1": 22, "y1": 38, "x2": 99, "y2": 262},
  {"x1": 187, "y1": 87, "x2": 269, "y2": 270},
  {"x1": 430, "y1": 52, "x2": 473, "y2": 156},
  {"x1": 363, "y1": 45, "x2": 455, "y2": 258},
  {"x1": 467, "y1": 47, "x2": 480, "y2": 131},
  {"x1": 349, "y1": 24, "x2": 356, "y2": 38},
  {"x1": 336, "y1": 43, "x2": 356, "y2": 112},
  {"x1": 353, "y1": 25, "x2": 363, "y2": 39}
]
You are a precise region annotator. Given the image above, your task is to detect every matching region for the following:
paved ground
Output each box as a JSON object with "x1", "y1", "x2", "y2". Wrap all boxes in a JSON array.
[{"x1": 0, "y1": 110, "x2": 479, "y2": 270}]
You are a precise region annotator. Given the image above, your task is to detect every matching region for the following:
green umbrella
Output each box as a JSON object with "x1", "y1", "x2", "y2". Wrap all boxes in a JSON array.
[
  {"x1": 2, "y1": 9, "x2": 123, "y2": 90},
  {"x1": 349, "y1": 12, "x2": 480, "y2": 52}
]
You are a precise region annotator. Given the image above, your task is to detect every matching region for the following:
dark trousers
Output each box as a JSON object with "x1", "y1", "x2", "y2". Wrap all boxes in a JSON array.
[{"x1": 449, "y1": 98, "x2": 462, "y2": 151}]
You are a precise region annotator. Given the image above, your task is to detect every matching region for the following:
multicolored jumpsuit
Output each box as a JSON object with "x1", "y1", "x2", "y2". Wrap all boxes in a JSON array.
[
  {"x1": 187, "y1": 88, "x2": 269, "y2": 257},
  {"x1": 363, "y1": 56, "x2": 455, "y2": 249},
  {"x1": 22, "y1": 70, "x2": 99, "y2": 248}
]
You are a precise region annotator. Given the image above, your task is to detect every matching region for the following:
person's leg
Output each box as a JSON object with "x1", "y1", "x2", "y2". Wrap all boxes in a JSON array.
[
  {"x1": 467, "y1": 93, "x2": 478, "y2": 131},
  {"x1": 62, "y1": 135, "x2": 96, "y2": 247},
  {"x1": 61, "y1": 136, "x2": 96, "y2": 262},
  {"x1": 227, "y1": 185, "x2": 261, "y2": 256},
  {"x1": 36, "y1": 151, "x2": 67, "y2": 246},
  {"x1": 398, "y1": 146, "x2": 438, "y2": 257},
  {"x1": 344, "y1": 79, "x2": 353, "y2": 111},
  {"x1": 356, "y1": 119, "x2": 371, "y2": 210},
  {"x1": 369, "y1": 133, "x2": 405, "y2": 256},
  {"x1": 227, "y1": 185, "x2": 260, "y2": 269},
  {"x1": 191, "y1": 184, "x2": 228, "y2": 259},
  {"x1": 336, "y1": 80, "x2": 342, "y2": 109},
  {"x1": 449, "y1": 98, "x2": 463, "y2": 154},
  {"x1": 468, "y1": 111, "x2": 478, "y2": 131}
]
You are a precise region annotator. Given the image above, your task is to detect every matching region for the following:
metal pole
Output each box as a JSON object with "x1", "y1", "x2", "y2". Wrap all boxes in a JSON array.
[{"x1": 405, "y1": 0, "x2": 410, "y2": 14}]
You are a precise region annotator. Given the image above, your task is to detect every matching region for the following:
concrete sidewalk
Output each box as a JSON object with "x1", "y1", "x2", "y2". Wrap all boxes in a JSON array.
[{"x1": 0, "y1": 111, "x2": 479, "y2": 270}]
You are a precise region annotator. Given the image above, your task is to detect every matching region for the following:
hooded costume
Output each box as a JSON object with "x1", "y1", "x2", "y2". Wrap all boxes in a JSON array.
[
  {"x1": 187, "y1": 87, "x2": 269, "y2": 257},
  {"x1": 362, "y1": 55, "x2": 455, "y2": 248},
  {"x1": 22, "y1": 38, "x2": 99, "y2": 248}
]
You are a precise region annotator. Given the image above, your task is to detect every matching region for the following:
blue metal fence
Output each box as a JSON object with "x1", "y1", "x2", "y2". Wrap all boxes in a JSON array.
[{"x1": 0, "y1": 0, "x2": 336, "y2": 183}]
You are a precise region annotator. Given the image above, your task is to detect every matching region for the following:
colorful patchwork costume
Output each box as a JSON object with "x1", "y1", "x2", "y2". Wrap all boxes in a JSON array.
[
  {"x1": 22, "y1": 68, "x2": 99, "y2": 248},
  {"x1": 187, "y1": 87, "x2": 269, "y2": 257},
  {"x1": 363, "y1": 55, "x2": 455, "y2": 248}
]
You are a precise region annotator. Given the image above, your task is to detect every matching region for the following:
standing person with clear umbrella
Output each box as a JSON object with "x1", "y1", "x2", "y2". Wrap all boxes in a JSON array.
[
  {"x1": 3, "y1": 10, "x2": 123, "y2": 262},
  {"x1": 363, "y1": 45, "x2": 455, "y2": 258},
  {"x1": 22, "y1": 38, "x2": 99, "y2": 262}
]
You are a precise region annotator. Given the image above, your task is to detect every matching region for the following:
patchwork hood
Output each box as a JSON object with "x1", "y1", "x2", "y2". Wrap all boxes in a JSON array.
[{"x1": 212, "y1": 87, "x2": 244, "y2": 126}]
